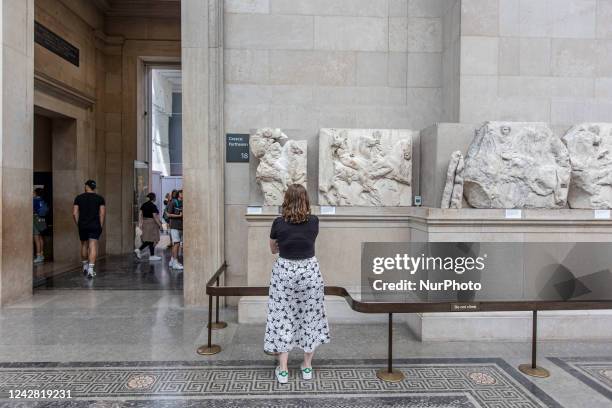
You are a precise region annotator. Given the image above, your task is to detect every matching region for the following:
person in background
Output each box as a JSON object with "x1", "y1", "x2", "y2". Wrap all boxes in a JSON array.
[
  {"x1": 163, "y1": 192, "x2": 172, "y2": 208},
  {"x1": 73, "y1": 180, "x2": 105, "y2": 278},
  {"x1": 166, "y1": 189, "x2": 183, "y2": 270},
  {"x1": 265, "y1": 184, "x2": 330, "y2": 384},
  {"x1": 32, "y1": 188, "x2": 49, "y2": 264},
  {"x1": 163, "y1": 190, "x2": 177, "y2": 247},
  {"x1": 134, "y1": 192, "x2": 162, "y2": 261}
]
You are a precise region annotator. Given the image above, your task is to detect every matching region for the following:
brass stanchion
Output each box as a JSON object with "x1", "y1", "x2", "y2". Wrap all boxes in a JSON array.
[
  {"x1": 376, "y1": 313, "x2": 405, "y2": 382},
  {"x1": 208, "y1": 277, "x2": 228, "y2": 329},
  {"x1": 197, "y1": 294, "x2": 222, "y2": 355},
  {"x1": 518, "y1": 310, "x2": 550, "y2": 378}
]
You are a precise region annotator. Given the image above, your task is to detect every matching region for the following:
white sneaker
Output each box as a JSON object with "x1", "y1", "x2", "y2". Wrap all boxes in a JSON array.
[
  {"x1": 33, "y1": 255, "x2": 44, "y2": 264},
  {"x1": 173, "y1": 262, "x2": 184, "y2": 270},
  {"x1": 300, "y1": 364, "x2": 313, "y2": 380},
  {"x1": 149, "y1": 255, "x2": 162, "y2": 261},
  {"x1": 275, "y1": 366, "x2": 289, "y2": 384},
  {"x1": 87, "y1": 268, "x2": 96, "y2": 278},
  {"x1": 169, "y1": 258, "x2": 174, "y2": 267},
  {"x1": 134, "y1": 248, "x2": 142, "y2": 259},
  {"x1": 82, "y1": 262, "x2": 89, "y2": 275}
]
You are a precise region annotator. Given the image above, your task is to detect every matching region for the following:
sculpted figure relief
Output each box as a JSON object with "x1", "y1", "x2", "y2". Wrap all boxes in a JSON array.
[
  {"x1": 562, "y1": 123, "x2": 612, "y2": 209},
  {"x1": 462, "y1": 122, "x2": 571, "y2": 209},
  {"x1": 250, "y1": 128, "x2": 307, "y2": 206},
  {"x1": 319, "y1": 128, "x2": 414, "y2": 206},
  {"x1": 441, "y1": 151, "x2": 464, "y2": 209}
]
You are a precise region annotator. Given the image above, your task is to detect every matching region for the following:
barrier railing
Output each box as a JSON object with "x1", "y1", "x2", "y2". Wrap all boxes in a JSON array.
[{"x1": 197, "y1": 262, "x2": 612, "y2": 382}]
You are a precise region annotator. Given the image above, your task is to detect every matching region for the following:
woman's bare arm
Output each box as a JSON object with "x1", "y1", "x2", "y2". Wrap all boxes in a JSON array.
[{"x1": 153, "y1": 212, "x2": 162, "y2": 229}]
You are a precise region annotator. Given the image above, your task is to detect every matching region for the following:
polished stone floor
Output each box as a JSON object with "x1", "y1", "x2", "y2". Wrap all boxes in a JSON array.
[
  {"x1": 1, "y1": 256, "x2": 611, "y2": 407},
  {"x1": 36, "y1": 251, "x2": 183, "y2": 291}
]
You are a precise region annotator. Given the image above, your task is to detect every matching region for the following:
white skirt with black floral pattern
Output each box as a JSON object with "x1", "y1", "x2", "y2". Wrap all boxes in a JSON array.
[{"x1": 264, "y1": 256, "x2": 331, "y2": 353}]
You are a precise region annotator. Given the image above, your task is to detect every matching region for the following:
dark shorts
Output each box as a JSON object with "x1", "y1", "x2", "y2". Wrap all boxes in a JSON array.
[{"x1": 79, "y1": 227, "x2": 102, "y2": 242}]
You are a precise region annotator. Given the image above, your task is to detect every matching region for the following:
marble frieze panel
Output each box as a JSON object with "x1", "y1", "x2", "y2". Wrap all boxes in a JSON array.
[
  {"x1": 462, "y1": 122, "x2": 571, "y2": 209},
  {"x1": 562, "y1": 123, "x2": 612, "y2": 209},
  {"x1": 318, "y1": 128, "x2": 414, "y2": 206}
]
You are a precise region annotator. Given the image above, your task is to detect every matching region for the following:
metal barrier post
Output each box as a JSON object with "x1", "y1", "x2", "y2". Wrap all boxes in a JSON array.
[
  {"x1": 208, "y1": 277, "x2": 228, "y2": 330},
  {"x1": 197, "y1": 293, "x2": 222, "y2": 355},
  {"x1": 518, "y1": 310, "x2": 550, "y2": 378},
  {"x1": 376, "y1": 313, "x2": 405, "y2": 382}
]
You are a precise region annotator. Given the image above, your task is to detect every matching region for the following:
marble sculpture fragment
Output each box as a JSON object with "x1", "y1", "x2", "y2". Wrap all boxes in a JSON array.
[{"x1": 250, "y1": 128, "x2": 307, "y2": 206}]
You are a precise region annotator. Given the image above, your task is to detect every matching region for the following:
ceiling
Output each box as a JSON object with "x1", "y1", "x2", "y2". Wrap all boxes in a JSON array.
[{"x1": 93, "y1": 0, "x2": 181, "y2": 19}]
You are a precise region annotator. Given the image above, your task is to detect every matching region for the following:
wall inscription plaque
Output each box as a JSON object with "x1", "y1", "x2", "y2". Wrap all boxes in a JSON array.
[{"x1": 35, "y1": 22, "x2": 80, "y2": 67}]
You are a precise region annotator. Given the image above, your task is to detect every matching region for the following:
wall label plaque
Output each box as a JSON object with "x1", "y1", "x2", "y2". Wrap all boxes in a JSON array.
[
  {"x1": 505, "y1": 209, "x2": 522, "y2": 219},
  {"x1": 594, "y1": 209, "x2": 611, "y2": 219},
  {"x1": 35, "y1": 22, "x2": 80, "y2": 67},
  {"x1": 226, "y1": 134, "x2": 250, "y2": 163},
  {"x1": 320, "y1": 206, "x2": 336, "y2": 215},
  {"x1": 247, "y1": 206, "x2": 263, "y2": 215}
]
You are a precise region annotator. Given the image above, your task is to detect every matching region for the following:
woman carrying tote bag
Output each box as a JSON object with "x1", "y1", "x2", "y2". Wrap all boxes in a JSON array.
[{"x1": 264, "y1": 184, "x2": 331, "y2": 384}]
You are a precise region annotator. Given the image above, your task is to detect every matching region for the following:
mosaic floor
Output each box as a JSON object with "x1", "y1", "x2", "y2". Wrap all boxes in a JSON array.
[
  {"x1": 0, "y1": 358, "x2": 558, "y2": 407},
  {"x1": 549, "y1": 357, "x2": 612, "y2": 401}
]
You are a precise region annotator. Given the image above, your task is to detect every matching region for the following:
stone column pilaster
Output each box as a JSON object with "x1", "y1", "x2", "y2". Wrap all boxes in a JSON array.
[
  {"x1": 181, "y1": 0, "x2": 225, "y2": 305},
  {"x1": 0, "y1": 0, "x2": 35, "y2": 305}
]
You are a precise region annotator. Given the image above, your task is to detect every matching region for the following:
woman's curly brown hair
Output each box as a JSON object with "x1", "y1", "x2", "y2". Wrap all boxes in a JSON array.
[{"x1": 281, "y1": 184, "x2": 310, "y2": 224}]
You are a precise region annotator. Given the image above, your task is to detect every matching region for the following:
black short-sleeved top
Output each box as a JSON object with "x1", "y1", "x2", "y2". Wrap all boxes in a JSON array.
[
  {"x1": 270, "y1": 215, "x2": 319, "y2": 260},
  {"x1": 166, "y1": 199, "x2": 183, "y2": 230},
  {"x1": 73, "y1": 192, "x2": 105, "y2": 229},
  {"x1": 140, "y1": 201, "x2": 159, "y2": 218}
]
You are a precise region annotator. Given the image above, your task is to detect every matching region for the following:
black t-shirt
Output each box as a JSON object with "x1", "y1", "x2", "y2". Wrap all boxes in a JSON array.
[
  {"x1": 74, "y1": 192, "x2": 105, "y2": 229},
  {"x1": 140, "y1": 201, "x2": 159, "y2": 218},
  {"x1": 270, "y1": 215, "x2": 319, "y2": 260}
]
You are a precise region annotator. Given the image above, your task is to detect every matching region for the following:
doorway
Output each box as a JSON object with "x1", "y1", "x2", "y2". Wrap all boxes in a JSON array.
[
  {"x1": 139, "y1": 65, "x2": 183, "y2": 267},
  {"x1": 32, "y1": 108, "x2": 80, "y2": 285}
]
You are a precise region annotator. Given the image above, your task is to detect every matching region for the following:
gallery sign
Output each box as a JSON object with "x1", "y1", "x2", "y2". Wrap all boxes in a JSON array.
[{"x1": 226, "y1": 134, "x2": 250, "y2": 163}]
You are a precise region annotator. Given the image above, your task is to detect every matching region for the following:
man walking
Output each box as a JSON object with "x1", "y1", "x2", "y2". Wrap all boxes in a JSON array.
[
  {"x1": 166, "y1": 189, "x2": 183, "y2": 270},
  {"x1": 73, "y1": 180, "x2": 106, "y2": 278}
]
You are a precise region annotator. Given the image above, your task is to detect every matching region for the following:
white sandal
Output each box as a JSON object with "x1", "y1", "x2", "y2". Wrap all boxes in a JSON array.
[
  {"x1": 275, "y1": 366, "x2": 289, "y2": 384},
  {"x1": 301, "y1": 364, "x2": 313, "y2": 380}
]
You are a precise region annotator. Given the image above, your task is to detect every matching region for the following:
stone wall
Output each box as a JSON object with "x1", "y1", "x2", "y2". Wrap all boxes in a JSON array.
[
  {"x1": 223, "y1": 0, "x2": 456, "y2": 294},
  {"x1": 459, "y1": 0, "x2": 612, "y2": 127},
  {"x1": 441, "y1": 0, "x2": 460, "y2": 121},
  {"x1": 35, "y1": 0, "x2": 102, "y2": 98}
]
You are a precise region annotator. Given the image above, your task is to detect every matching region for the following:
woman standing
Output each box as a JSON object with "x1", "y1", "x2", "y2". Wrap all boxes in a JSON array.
[
  {"x1": 134, "y1": 193, "x2": 162, "y2": 261},
  {"x1": 265, "y1": 184, "x2": 330, "y2": 384}
]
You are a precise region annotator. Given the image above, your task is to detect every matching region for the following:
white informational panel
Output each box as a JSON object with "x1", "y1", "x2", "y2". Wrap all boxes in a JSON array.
[{"x1": 505, "y1": 209, "x2": 522, "y2": 219}]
